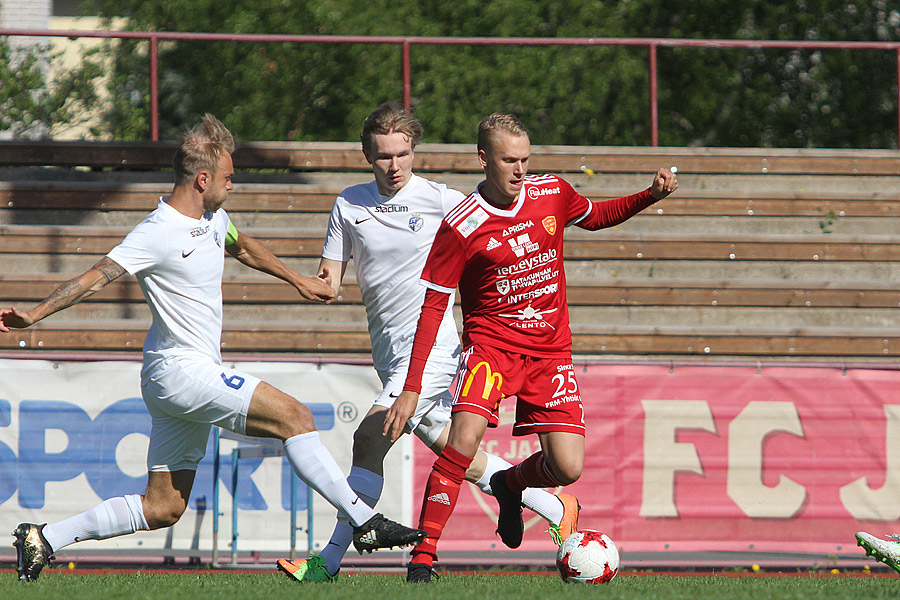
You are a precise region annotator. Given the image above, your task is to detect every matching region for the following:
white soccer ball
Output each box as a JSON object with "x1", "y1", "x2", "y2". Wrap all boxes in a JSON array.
[{"x1": 555, "y1": 529, "x2": 619, "y2": 584}]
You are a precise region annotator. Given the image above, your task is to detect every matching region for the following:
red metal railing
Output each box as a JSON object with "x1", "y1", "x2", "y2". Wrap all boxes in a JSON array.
[{"x1": 4, "y1": 28, "x2": 900, "y2": 146}]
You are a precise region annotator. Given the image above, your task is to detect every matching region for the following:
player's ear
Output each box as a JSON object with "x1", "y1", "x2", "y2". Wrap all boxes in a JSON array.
[
  {"x1": 195, "y1": 170, "x2": 210, "y2": 192},
  {"x1": 478, "y1": 148, "x2": 489, "y2": 169}
]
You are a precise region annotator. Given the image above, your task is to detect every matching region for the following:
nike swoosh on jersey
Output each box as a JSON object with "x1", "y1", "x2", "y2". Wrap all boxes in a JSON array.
[
  {"x1": 181, "y1": 248, "x2": 196, "y2": 258},
  {"x1": 355, "y1": 217, "x2": 372, "y2": 225}
]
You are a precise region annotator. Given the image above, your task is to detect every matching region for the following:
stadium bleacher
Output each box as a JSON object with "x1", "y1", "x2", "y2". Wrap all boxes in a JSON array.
[{"x1": 2, "y1": 141, "x2": 900, "y2": 359}]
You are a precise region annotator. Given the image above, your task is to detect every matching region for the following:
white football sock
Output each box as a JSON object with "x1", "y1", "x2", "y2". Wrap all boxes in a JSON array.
[
  {"x1": 320, "y1": 466, "x2": 384, "y2": 575},
  {"x1": 475, "y1": 451, "x2": 564, "y2": 525},
  {"x1": 43, "y1": 494, "x2": 149, "y2": 552},
  {"x1": 283, "y1": 432, "x2": 376, "y2": 527}
]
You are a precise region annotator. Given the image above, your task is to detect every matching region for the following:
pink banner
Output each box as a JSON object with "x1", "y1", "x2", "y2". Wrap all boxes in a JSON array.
[{"x1": 412, "y1": 363, "x2": 900, "y2": 555}]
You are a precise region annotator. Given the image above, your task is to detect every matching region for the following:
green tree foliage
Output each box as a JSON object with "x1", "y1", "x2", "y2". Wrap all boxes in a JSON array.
[
  {"x1": 0, "y1": 37, "x2": 104, "y2": 139},
  {"x1": 90, "y1": 0, "x2": 900, "y2": 147}
]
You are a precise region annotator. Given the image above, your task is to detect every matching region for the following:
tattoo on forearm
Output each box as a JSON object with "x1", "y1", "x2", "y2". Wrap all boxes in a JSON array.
[
  {"x1": 96, "y1": 258, "x2": 125, "y2": 283},
  {"x1": 44, "y1": 278, "x2": 84, "y2": 312}
]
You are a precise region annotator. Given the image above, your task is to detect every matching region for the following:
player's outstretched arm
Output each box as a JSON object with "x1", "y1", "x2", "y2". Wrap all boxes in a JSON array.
[
  {"x1": 226, "y1": 229, "x2": 334, "y2": 303},
  {"x1": 0, "y1": 257, "x2": 125, "y2": 332}
]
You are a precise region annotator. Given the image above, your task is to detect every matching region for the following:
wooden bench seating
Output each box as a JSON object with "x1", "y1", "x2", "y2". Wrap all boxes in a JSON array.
[
  {"x1": 2, "y1": 142, "x2": 900, "y2": 360},
  {"x1": 3, "y1": 318, "x2": 898, "y2": 357},
  {"x1": 2, "y1": 224, "x2": 897, "y2": 263},
  {"x1": 4, "y1": 180, "x2": 900, "y2": 218},
  {"x1": 3, "y1": 141, "x2": 900, "y2": 175},
  {"x1": 5, "y1": 274, "x2": 898, "y2": 310}
]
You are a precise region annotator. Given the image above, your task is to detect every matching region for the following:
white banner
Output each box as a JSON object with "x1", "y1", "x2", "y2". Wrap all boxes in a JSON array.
[{"x1": 0, "y1": 358, "x2": 412, "y2": 558}]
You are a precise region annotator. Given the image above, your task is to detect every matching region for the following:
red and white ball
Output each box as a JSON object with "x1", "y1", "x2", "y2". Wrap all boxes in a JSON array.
[{"x1": 555, "y1": 529, "x2": 619, "y2": 584}]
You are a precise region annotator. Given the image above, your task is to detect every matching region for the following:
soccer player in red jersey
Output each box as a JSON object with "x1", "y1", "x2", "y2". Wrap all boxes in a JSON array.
[{"x1": 384, "y1": 113, "x2": 677, "y2": 582}]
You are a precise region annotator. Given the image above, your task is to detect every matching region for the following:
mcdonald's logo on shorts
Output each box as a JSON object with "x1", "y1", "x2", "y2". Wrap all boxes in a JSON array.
[{"x1": 461, "y1": 361, "x2": 503, "y2": 401}]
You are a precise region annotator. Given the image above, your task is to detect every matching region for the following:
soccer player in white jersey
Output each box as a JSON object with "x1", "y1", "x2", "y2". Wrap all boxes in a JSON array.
[
  {"x1": 384, "y1": 113, "x2": 677, "y2": 582},
  {"x1": 276, "y1": 103, "x2": 579, "y2": 583},
  {"x1": 0, "y1": 114, "x2": 425, "y2": 582}
]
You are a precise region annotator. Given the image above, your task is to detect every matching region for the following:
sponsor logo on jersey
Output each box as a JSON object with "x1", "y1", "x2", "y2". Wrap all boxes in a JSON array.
[
  {"x1": 190, "y1": 225, "x2": 210, "y2": 237},
  {"x1": 503, "y1": 282, "x2": 559, "y2": 304},
  {"x1": 486, "y1": 237, "x2": 502, "y2": 251},
  {"x1": 498, "y1": 303, "x2": 559, "y2": 329},
  {"x1": 507, "y1": 266, "x2": 558, "y2": 293},
  {"x1": 527, "y1": 186, "x2": 560, "y2": 200},
  {"x1": 496, "y1": 279, "x2": 510, "y2": 295},
  {"x1": 507, "y1": 233, "x2": 539, "y2": 258},
  {"x1": 494, "y1": 248, "x2": 558, "y2": 277},
  {"x1": 502, "y1": 220, "x2": 534, "y2": 238},
  {"x1": 375, "y1": 204, "x2": 409, "y2": 213},
  {"x1": 542, "y1": 216, "x2": 557, "y2": 235},
  {"x1": 456, "y1": 206, "x2": 490, "y2": 238},
  {"x1": 409, "y1": 213, "x2": 423, "y2": 232}
]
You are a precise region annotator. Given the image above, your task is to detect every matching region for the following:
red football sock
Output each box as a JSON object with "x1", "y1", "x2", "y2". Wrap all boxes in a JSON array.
[
  {"x1": 507, "y1": 451, "x2": 564, "y2": 492},
  {"x1": 410, "y1": 444, "x2": 473, "y2": 565}
]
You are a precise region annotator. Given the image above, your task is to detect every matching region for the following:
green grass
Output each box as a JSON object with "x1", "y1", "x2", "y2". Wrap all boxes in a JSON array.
[{"x1": 1, "y1": 571, "x2": 898, "y2": 600}]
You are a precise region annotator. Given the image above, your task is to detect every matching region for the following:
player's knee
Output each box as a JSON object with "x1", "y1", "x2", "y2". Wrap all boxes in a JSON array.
[
  {"x1": 550, "y1": 460, "x2": 583, "y2": 486},
  {"x1": 143, "y1": 500, "x2": 187, "y2": 529},
  {"x1": 279, "y1": 400, "x2": 316, "y2": 438}
]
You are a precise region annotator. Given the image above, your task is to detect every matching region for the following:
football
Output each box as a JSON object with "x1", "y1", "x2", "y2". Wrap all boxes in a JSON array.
[{"x1": 555, "y1": 529, "x2": 619, "y2": 584}]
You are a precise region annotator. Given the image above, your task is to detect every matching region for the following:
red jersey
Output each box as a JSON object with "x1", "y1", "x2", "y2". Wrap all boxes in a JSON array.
[{"x1": 420, "y1": 174, "x2": 657, "y2": 357}]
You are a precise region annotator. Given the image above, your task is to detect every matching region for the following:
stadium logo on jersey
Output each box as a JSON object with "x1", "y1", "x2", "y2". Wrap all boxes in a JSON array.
[
  {"x1": 456, "y1": 206, "x2": 490, "y2": 238},
  {"x1": 502, "y1": 220, "x2": 533, "y2": 238},
  {"x1": 408, "y1": 213, "x2": 423, "y2": 232},
  {"x1": 542, "y1": 216, "x2": 557, "y2": 235},
  {"x1": 486, "y1": 237, "x2": 502, "y2": 251},
  {"x1": 527, "y1": 186, "x2": 560, "y2": 200},
  {"x1": 496, "y1": 279, "x2": 510, "y2": 295},
  {"x1": 507, "y1": 233, "x2": 539, "y2": 258},
  {"x1": 375, "y1": 204, "x2": 409, "y2": 213}
]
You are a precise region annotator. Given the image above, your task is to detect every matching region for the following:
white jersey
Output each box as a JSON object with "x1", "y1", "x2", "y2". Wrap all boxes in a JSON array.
[
  {"x1": 322, "y1": 174, "x2": 464, "y2": 372},
  {"x1": 107, "y1": 197, "x2": 231, "y2": 363}
]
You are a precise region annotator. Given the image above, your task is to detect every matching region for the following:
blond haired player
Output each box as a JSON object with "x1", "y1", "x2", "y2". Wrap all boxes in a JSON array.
[
  {"x1": 276, "y1": 103, "x2": 579, "y2": 583},
  {"x1": 1, "y1": 114, "x2": 425, "y2": 582},
  {"x1": 386, "y1": 113, "x2": 677, "y2": 582}
]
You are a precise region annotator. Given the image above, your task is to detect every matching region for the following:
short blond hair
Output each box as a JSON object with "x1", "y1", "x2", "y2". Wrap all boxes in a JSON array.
[
  {"x1": 477, "y1": 113, "x2": 529, "y2": 153},
  {"x1": 173, "y1": 114, "x2": 235, "y2": 185},
  {"x1": 360, "y1": 102, "x2": 423, "y2": 157}
]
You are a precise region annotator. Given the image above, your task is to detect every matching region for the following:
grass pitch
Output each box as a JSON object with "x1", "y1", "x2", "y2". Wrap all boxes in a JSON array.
[{"x1": 0, "y1": 571, "x2": 898, "y2": 600}]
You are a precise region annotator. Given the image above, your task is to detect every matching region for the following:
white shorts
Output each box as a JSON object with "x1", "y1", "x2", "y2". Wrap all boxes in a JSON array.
[
  {"x1": 375, "y1": 351, "x2": 458, "y2": 447},
  {"x1": 141, "y1": 354, "x2": 261, "y2": 472}
]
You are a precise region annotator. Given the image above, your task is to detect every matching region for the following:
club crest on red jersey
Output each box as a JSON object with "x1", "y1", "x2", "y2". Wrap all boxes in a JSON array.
[{"x1": 543, "y1": 216, "x2": 557, "y2": 235}]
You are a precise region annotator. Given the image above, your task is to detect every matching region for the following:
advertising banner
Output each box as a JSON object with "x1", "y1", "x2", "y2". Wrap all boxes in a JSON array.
[
  {"x1": 415, "y1": 363, "x2": 900, "y2": 556},
  {"x1": 0, "y1": 358, "x2": 410, "y2": 557},
  {"x1": 2, "y1": 359, "x2": 898, "y2": 560}
]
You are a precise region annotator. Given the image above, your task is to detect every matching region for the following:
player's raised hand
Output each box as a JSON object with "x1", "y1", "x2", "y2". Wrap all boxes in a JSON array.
[
  {"x1": 383, "y1": 390, "x2": 419, "y2": 443},
  {"x1": 294, "y1": 275, "x2": 336, "y2": 303},
  {"x1": 650, "y1": 167, "x2": 678, "y2": 200},
  {"x1": 0, "y1": 307, "x2": 35, "y2": 332}
]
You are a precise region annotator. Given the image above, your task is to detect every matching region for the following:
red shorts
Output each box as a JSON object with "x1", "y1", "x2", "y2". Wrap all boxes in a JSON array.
[{"x1": 451, "y1": 344, "x2": 585, "y2": 437}]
